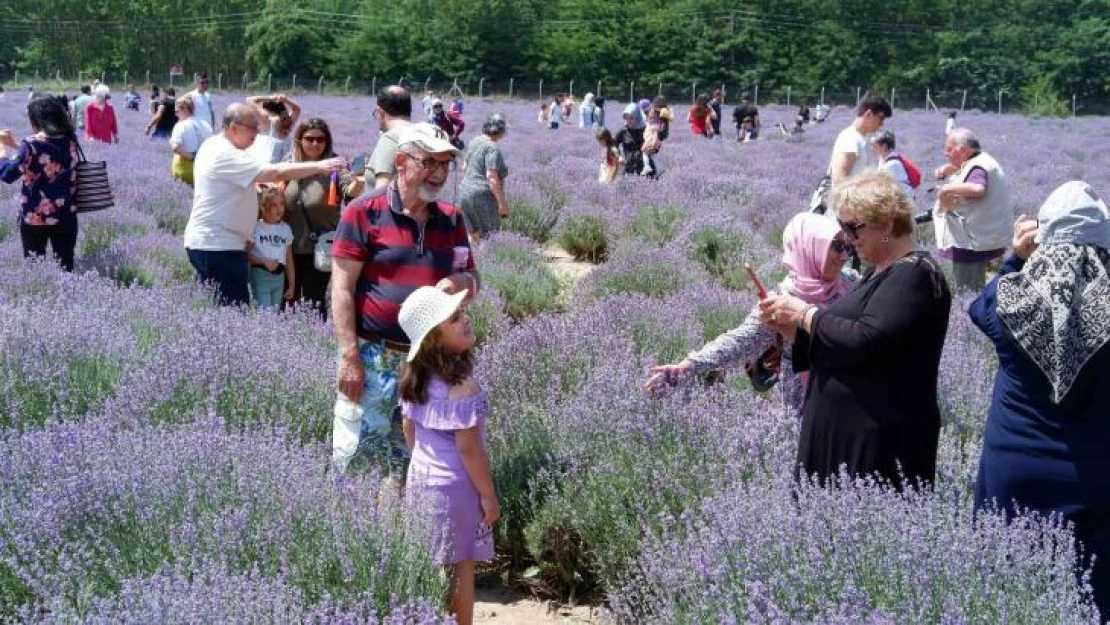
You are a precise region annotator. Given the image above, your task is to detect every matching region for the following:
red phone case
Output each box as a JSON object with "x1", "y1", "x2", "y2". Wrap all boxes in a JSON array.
[{"x1": 745, "y1": 264, "x2": 767, "y2": 300}]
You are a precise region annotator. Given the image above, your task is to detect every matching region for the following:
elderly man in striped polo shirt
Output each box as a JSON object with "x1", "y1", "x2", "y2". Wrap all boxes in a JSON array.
[{"x1": 330, "y1": 123, "x2": 480, "y2": 475}]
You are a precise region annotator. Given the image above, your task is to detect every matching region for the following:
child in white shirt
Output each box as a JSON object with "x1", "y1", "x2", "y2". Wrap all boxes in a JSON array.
[{"x1": 248, "y1": 186, "x2": 295, "y2": 310}]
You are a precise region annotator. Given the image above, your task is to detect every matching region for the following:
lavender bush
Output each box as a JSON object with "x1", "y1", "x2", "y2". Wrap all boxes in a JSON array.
[{"x1": 0, "y1": 93, "x2": 1107, "y2": 621}]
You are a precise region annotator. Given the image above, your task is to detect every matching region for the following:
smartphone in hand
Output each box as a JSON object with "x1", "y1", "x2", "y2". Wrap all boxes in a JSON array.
[{"x1": 745, "y1": 264, "x2": 768, "y2": 300}]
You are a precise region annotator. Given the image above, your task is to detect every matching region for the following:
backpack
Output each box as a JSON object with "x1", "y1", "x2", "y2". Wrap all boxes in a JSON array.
[{"x1": 887, "y1": 153, "x2": 921, "y2": 189}]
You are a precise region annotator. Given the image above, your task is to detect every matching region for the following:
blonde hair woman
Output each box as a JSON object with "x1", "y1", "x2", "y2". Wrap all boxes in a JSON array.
[
  {"x1": 761, "y1": 171, "x2": 952, "y2": 489},
  {"x1": 169, "y1": 95, "x2": 213, "y2": 186}
]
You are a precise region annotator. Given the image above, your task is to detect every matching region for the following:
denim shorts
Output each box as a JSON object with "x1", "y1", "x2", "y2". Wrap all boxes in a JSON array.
[{"x1": 332, "y1": 339, "x2": 409, "y2": 476}]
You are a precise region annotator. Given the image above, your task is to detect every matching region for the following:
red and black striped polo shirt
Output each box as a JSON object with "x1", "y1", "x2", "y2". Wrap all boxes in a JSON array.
[{"x1": 332, "y1": 184, "x2": 474, "y2": 344}]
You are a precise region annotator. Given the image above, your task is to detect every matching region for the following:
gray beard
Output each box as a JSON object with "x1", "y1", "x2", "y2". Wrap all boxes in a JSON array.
[{"x1": 417, "y1": 184, "x2": 442, "y2": 203}]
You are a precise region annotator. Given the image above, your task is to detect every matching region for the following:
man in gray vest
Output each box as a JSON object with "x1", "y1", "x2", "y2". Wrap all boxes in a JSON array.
[{"x1": 933, "y1": 127, "x2": 1012, "y2": 291}]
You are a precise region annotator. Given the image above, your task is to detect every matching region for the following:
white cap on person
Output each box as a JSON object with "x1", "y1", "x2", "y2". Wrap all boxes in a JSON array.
[
  {"x1": 398, "y1": 286, "x2": 469, "y2": 362},
  {"x1": 396, "y1": 122, "x2": 461, "y2": 156}
]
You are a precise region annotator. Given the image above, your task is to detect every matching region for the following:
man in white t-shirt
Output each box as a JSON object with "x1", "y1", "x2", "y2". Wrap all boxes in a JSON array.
[
  {"x1": 185, "y1": 73, "x2": 215, "y2": 131},
  {"x1": 818, "y1": 94, "x2": 891, "y2": 217},
  {"x1": 183, "y1": 103, "x2": 346, "y2": 306}
]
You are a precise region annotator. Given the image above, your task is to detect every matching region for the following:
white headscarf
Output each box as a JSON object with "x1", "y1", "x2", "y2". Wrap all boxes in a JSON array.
[{"x1": 996, "y1": 181, "x2": 1110, "y2": 404}]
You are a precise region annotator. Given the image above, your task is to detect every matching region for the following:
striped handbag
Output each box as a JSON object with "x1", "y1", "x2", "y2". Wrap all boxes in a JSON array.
[{"x1": 72, "y1": 138, "x2": 114, "y2": 213}]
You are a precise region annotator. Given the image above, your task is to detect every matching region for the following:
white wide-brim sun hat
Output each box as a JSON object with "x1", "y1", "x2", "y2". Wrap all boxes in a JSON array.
[{"x1": 398, "y1": 286, "x2": 469, "y2": 362}]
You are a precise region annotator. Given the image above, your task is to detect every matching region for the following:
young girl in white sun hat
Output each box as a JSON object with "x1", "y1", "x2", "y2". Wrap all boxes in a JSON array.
[{"x1": 398, "y1": 286, "x2": 498, "y2": 625}]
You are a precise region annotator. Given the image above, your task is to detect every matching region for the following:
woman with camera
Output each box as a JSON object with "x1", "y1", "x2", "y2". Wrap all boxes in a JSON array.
[
  {"x1": 760, "y1": 172, "x2": 951, "y2": 489},
  {"x1": 246, "y1": 93, "x2": 302, "y2": 163},
  {"x1": 644, "y1": 212, "x2": 854, "y2": 417}
]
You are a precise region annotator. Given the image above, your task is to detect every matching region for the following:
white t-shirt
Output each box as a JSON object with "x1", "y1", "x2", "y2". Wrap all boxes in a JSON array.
[
  {"x1": 252, "y1": 220, "x2": 293, "y2": 262},
  {"x1": 827, "y1": 125, "x2": 871, "y2": 179},
  {"x1": 186, "y1": 89, "x2": 215, "y2": 129},
  {"x1": 184, "y1": 133, "x2": 264, "y2": 251},
  {"x1": 550, "y1": 101, "x2": 562, "y2": 124},
  {"x1": 170, "y1": 118, "x2": 213, "y2": 156},
  {"x1": 247, "y1": 133, "x2": 284, "y2": 165}
]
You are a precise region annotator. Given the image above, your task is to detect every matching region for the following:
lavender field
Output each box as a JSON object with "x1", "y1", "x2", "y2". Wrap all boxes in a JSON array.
[{"x1": 1, "y1": 92, "x2": 1109, "y2": 623}]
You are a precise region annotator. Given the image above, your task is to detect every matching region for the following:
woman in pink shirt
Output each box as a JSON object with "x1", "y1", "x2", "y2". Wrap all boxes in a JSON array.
[{"x1": 85, "y1": 85, "x2": 119, "y2": 144}]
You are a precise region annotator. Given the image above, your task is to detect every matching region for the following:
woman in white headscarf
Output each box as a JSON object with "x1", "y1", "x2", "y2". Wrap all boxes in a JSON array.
[
  {"x1": 970, "y1": 181, "x2": 1110, "y2": 617},
  {"x1": 578, "y1": 93, "x2": 596, "y2": 128}
]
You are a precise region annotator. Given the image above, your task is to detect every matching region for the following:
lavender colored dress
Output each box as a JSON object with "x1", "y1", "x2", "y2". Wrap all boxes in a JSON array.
[{"x1": 402, "y1": 377, "x2": 494, "y2": 565}]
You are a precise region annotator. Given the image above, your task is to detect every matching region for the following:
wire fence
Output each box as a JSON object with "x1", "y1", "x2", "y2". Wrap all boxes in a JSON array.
[{"x1": 1, "y1": 69, "x2": 1102, "y2": 116}]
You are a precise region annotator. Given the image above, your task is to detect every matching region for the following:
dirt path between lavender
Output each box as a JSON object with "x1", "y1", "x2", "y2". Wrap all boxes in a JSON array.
[
  {"x1": 475, "y1": 243, "x2": 599, "y2": 624},
  {"x1": 475, "y1": 583, "x2": 601, "y2": 624},
  {"x1": 540, "y1": 243, "x2": 595, "y2": 284}
]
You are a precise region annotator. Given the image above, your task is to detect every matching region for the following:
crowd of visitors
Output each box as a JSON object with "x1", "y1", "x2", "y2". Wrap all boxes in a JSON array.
[{"x1": 2, "y1": 79, "x2": 1107, "y2": 623}]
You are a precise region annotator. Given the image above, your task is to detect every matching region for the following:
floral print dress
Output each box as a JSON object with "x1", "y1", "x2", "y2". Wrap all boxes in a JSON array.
[{"x1": 0, "y1": 133, "x2": 78, "y2": 226}]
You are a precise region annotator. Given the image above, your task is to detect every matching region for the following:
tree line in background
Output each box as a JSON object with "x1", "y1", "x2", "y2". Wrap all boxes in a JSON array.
[{"x1": 1, "y1": 0, "x2": 1108, "y2": 113}]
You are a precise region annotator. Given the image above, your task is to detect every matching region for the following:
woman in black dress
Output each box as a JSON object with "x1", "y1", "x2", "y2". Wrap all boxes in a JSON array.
[{"x1": 761, "y1": 172, "x2": 952, "y2": 487}]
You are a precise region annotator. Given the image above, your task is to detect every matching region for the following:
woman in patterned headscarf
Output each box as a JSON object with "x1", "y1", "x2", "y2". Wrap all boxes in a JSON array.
[{"x1": 971, "y1": 181, "x2": 1110, "y2": 617}]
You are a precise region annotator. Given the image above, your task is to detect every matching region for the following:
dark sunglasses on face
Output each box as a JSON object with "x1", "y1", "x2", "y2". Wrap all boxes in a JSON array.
[
  {"x1": 301, "y1": 136, "x2": 327, "y2": 144},
  {"x1": 830, "y1": 239, "x2": 853, "y2": 254},
  {"x1": 837, "y1": 218, "x2": 867, "y2": 239}
]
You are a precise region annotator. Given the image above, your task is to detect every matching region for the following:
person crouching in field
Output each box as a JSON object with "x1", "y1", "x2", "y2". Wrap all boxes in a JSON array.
[{"x1": 399, "y1": 286, "x2": 498, "y2": 625}]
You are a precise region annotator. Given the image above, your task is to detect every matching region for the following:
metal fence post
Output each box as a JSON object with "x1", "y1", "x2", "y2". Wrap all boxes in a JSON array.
[
  {"x1": 960, "y1": 90, "x2": 967, "y2": 112},
  {"x1": 658, "y1": 82, "x2": 663, "y2": 96},
  {"x1": 217, "y1": 72, "x2": 222, "y2": 91},
  {"x1": 479, "y1": 77, "x2": 485, "y2": 98},
  {"x1": 569, "y1": 79, "x2": 574, "y2": 97},
  {"x1": 629, "y1": 81, "x2": 634, "y2": 103},
  {"x1": 754, "y1": 84, "x2": 759, "y2": 106},
  {"x1": 539, "y1": 79, "x2": 543, "y2": 102},
  {"x1": 786, "y1": 86, "x2": 791, "y2": 107},
  {"x1": 291, "y1": 74, "x2": 297, "y2": 93},
  {"x1": 691, "y1": 80, "x2": 696, "y2": 102},
  {"x1": 596, "y1": 79, "x2": 601, "y2": 96},
  {"x1": 1073, "y1": 94, "x2": 1077, "y2": 117},
  {"x1": 998, "y1": 90, "x2": 1003, "y2": 115},
  {"x1": 318, "y1": 75, "x2": 325, "y2": 94},
  {"x1": 371, "y1": 76, "x2": 377, "y2": 95},
  {"x1": 856, "y1": 86, "x2": 861, "y2": 106},
  {"x1": 345, "y1": 76, "x2": 351, "y2": 94},
  {"x1": 890, "y1": 87, "x2": 896, "y2": 110},
  {"x1": 267, "y1": 73, "x2": 272, "y2": 92},
  {"x1": 509, "y1": 78, "x2": 514, "y2": 99},
  {"x1": 820, "y1": 86, "x2": 825, "y2": 105}
]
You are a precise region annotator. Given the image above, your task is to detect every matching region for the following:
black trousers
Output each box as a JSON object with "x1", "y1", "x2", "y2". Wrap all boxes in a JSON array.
[
  {"x1": 288, "y1": 253, "x2": 332, "y2": 319},
  {"x1": 20, "y1": 215, "x2": 78, "y2": 272}
]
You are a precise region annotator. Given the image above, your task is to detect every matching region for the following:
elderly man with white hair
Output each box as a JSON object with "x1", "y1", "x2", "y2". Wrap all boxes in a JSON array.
[
  {"x1": 330, "y1": 123, "x2": 481, "y2": 475},
  {"x1": 183, "y1": 102, "x2": 346, "y2": 307},
  {"x1": 933, "y1": 127, "x2": 1013, "y2": 291}
]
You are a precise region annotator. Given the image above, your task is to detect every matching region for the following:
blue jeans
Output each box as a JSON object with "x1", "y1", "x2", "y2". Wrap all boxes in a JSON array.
[
  {"x1": 249, "y1": 266, "x2": 285, "y2": 309},
  {"x1": 332, "y1": 340, "x2": 409, "y2": 476},
  {"x1": 186, "y1": 248, "x2": 249, "y2": 307}
]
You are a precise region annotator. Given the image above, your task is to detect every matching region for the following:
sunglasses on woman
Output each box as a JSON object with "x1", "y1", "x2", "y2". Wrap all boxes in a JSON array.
[
  {"x1": 301, "y1": 136, "x2": 327, "y2": 144},
  {"x1": 830, "y1": 239, "x2": 853, "y2": 254},
  {"x1": 837, "y1": 218, "x2": 867, "y2": 240}
]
